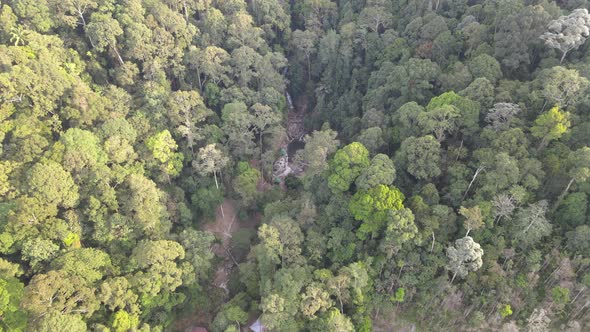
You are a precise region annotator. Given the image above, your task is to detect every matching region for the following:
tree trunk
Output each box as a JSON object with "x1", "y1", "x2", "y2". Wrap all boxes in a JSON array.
[
  {"x1": 557, "y1": 178, "x2": 575, "y2": 204},
  {"x1": 196, "y1": 66, "x2": 203, "y2": 92},
  {"x1": 537, "y1": 136, "x2": 549, "y2": 153},
  {"x1": 570, "y1": 286, "x2": 585, "y2": 304},
  {"x1": 306, "y1": 54, "x2": 311, "y2": 81},
  {"x1": 560, "y1": 50, "x2": 568, "y2": 64},
  {"x1": 450, "y1": 271, "x2": 457, "y2": 284},
  {"x1": 430, "y1": 231, "x2": 435, "y2": 252},
  {"x1": 112, "y1": 44, "x2": 124, "y2": 65},
  {"x1": 463, "y1": 166, "x2": 484, "y2": 200}
]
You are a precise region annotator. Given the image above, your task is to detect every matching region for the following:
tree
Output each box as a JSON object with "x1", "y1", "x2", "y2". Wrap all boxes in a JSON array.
[
  {"x1": 221, "y1": 102, "x2": 256, "y2": 158},
  {"x1": 21, "y1": 238, "x2": 60, "y2": 271},
  {"x1": 531, "y1": 106, "x2": 570, "y2": 151},
  {"x1": 193, "y1": 143, "x2": 229, "y2": 190},
  {"x1": 110, "y1": 310, "x2": 139, "y2": 332},
  {"x1": 26, "y1": 161, "x2": 79, "y2": 210},
  {"x1": 556, "y1": 192, "x2": 587, "y2": 227},
  {"x1": 22, "y1": 270, "x2": 99, "y2": 319},
  {"x1": 358, "y1": 0, "x2": 392, "y2": 33},
  {"x1": 186, "y1": 46, "x2": 230, "y2": 91},
  {"x1": 512, "y1": 201, "x2": 552, "y2": 248},
  {"x1": 35, "y1": 313, "x2": 87, "y2": 332},
  {"x1": 291, "y1": 29, "x2": 317, "y2": 80},
  {"x1": 295, "y1": 126, "x2": 340, "y2": 177},
  {"x1": 310, "y1": 308, "x2": 354, "y2": 332},
  {"x1": 50, "y1": 248, "x2": 111, "y2": 284},
  {"x1": 85, "y1": 12, "x2": 124, "y2": 64},
  {"x1": 492, "y1": 193, "x2": 516, "y2": 224},
  {"x1": 557, "y1": 147, "x2": 590, "y2": 204},
  {"x1": 355, "y1": 154, "x2": 396, "y2": 191},
  {"x1": 527, "y1": 308, "x2": 551, "y2": 332},
  {"x1": 118, "y1": 174, "x2": 168, "y2": 237},
  {"x1": 328, "y1": 142, "x2": 370, "y2": 193},
  {"x1": 540, "y1": 8, "x2": 590, "y2": 64},
  {"x1": 146, "y1": 130, "x2": 184, "y2": 178},
  {"x1": 349, "y1": 185, "x2": 405, "y2": 240},
  {"x1": 59, "y1": 128, "x2": 107, "y2": 173},
  {"x1": 459, "y1": 206, "x2": 484, "y2": 236},
  {"x1": 418, "y1": 104, "x2": 460, "y2": 142},
  {"x1": 567, "y1": 225, "x2": 590, "y2": 254},
  {"x1": 49, "y1": 0, "x2": 97, "y2": 29},
  {"x1": 167, "y1": 90, "x2": 211, "y2": 152},
  {"x1": 251, "y1": 103, "x2": 281, "y2": 161},
  {"x1": 0, "y1": 277, "x2": 27, "y2": 331},
  {"x1": 541, "y1": 66, "x2": 589, "y2": 108},
  {"x1": 380, "y1": 208, "x2": 418, "y2": 257},
  {"x1": 446, "y1": 236, "x2": 484, "y2": 283},
  {"x1": 300, "y1": 284, "x2": 332, "y2": 319},
  {"x1": 485, "y1": 103, "x2": 521, "y2": 132},
  {"x1": 233, "y1": 161, "x2": 261, "y2": 206},
  {"x1": 396, "y1": 136, "x2": 441, "y2": 180},
  {"x1": 468, "y1": 54, "x2": 502, "y2": 83}
]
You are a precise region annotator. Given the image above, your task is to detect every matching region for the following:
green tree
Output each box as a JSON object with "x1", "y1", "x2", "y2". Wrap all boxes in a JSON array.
[
  {"x1": 300, "y1": 284, "x2": 332, "y2": 319},
  {"x1": 35, "y1": 313, "x2": 87, "y2": 332},
  {"x1": 349, "y1": 185, "x2": 405, "y2": 240},
  {"x1": 396, "y1": 136, "x2": 441, "y2": 180},
  {"x1": 295, "y1": 126, "x2": 340, "y2": 178},
  {"x1": 531, "y1": 106, "x2": 570, "y2": 151},
  {"x1": 512, "y1": 201, "x2": 552, "y2": 248},
  {"x1": 118, "y1": 174, "x2": 168, "y2": 238},
  {"x1": 355, "y1": 154, "x2": 396, "y2": 191},
  {"x1": 558, "y1": 147, "x2": 590, "y2": 202},
  {"x1": 328, "y1": 142, "x2": 370, "y2": 193},
  {"x1": 85, "y1": 12, "x2": 124, "y2": 64},
  {"x1": 380, "y1": 208, "x2": 418, "y2": 257},
  {"x1": 146, "y1": 130, "x2": 184, "y2": 178},
  {"x1": 26, "y1": 161, "x2": 79, "y2": 211},
  {"x1": 233, "y1": 162, "x2": 261, "y2": 206},
  {"x1": 0, "y1": 277, "x2": 27, "y2": 331},
  {"x1": 111, "y1": 310, "x2": 139, "y2": 332},
  {"x1": 310, "y1": 308, "x2": 354, "y2": 332},
  {"x1": 459, "y1": 206, "x2": 484, "y2": 236},
  {"x1": 22, "y1": 270, "x2": 99, "y2": 319},
  {"x1": 541, "y1": 66, "x2": 589, "y2": 108}
]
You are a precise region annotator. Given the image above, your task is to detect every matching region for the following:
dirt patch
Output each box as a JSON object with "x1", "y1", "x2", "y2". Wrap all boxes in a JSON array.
[{"x1": 201, "y1": 199, "x2": 261, "y2": 290}]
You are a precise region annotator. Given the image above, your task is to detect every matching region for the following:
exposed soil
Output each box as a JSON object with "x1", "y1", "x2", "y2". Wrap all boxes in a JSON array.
[
  {"x1": 202, "y1": 199, "x2": 261, "y2": 290},
  {"x1": 174, "y1": 199, "x2": 261, "y2": 332}
]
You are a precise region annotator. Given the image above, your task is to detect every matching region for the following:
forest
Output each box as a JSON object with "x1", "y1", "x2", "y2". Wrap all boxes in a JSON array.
[{"x1": 0, "y1": 0, "x2": 590, "y2": 331}]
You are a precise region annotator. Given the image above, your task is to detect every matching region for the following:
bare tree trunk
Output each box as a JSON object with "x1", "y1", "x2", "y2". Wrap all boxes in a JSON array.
[
  {"x1": 562, "y1": 178, "x2": 575, "y2": 198},
  {"x1": 183, "y1": 0, "x2": 188, "y2": 21},
  {"x1": 463, "y1": 166, "x2": 484, "y2": 200},
  {"x1": 560, "y1": 50, "x2": 568, "y2": 64},
  {"x1": 196, "y1": 66, "x2": 203, "y2": 92},
  {"x1": 431, "y1": 231, "x2": 435, "y2": 252},
  {"x1": 537, "y1": 136, "x2": 549, "y2": 153},
  {"x1": 570, "y1": 287, "x2": 585, "y2": 304},
  {"x1": 306, "y1": 54, "x2": 311, "y2": 81},
  {"x1": 112, "y1": 44, "x2": 124, "y2": 65}
]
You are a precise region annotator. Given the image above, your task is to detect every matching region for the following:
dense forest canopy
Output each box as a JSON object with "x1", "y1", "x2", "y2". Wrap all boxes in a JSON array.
[{"x1": 0, "y1": 0, "x2": 590, "y2": 331}]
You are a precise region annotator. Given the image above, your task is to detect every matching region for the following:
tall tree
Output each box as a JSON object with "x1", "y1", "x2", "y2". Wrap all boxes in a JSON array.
[
  {"x1": 540, "y1": 8, "x2": 590, "y2": 64},
  {"x1": 531, "y1": 106, "x2": 570, "y2": 151},
  {"x1": 446, "y1": 236, "x2": 484, "y2": 283}
]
